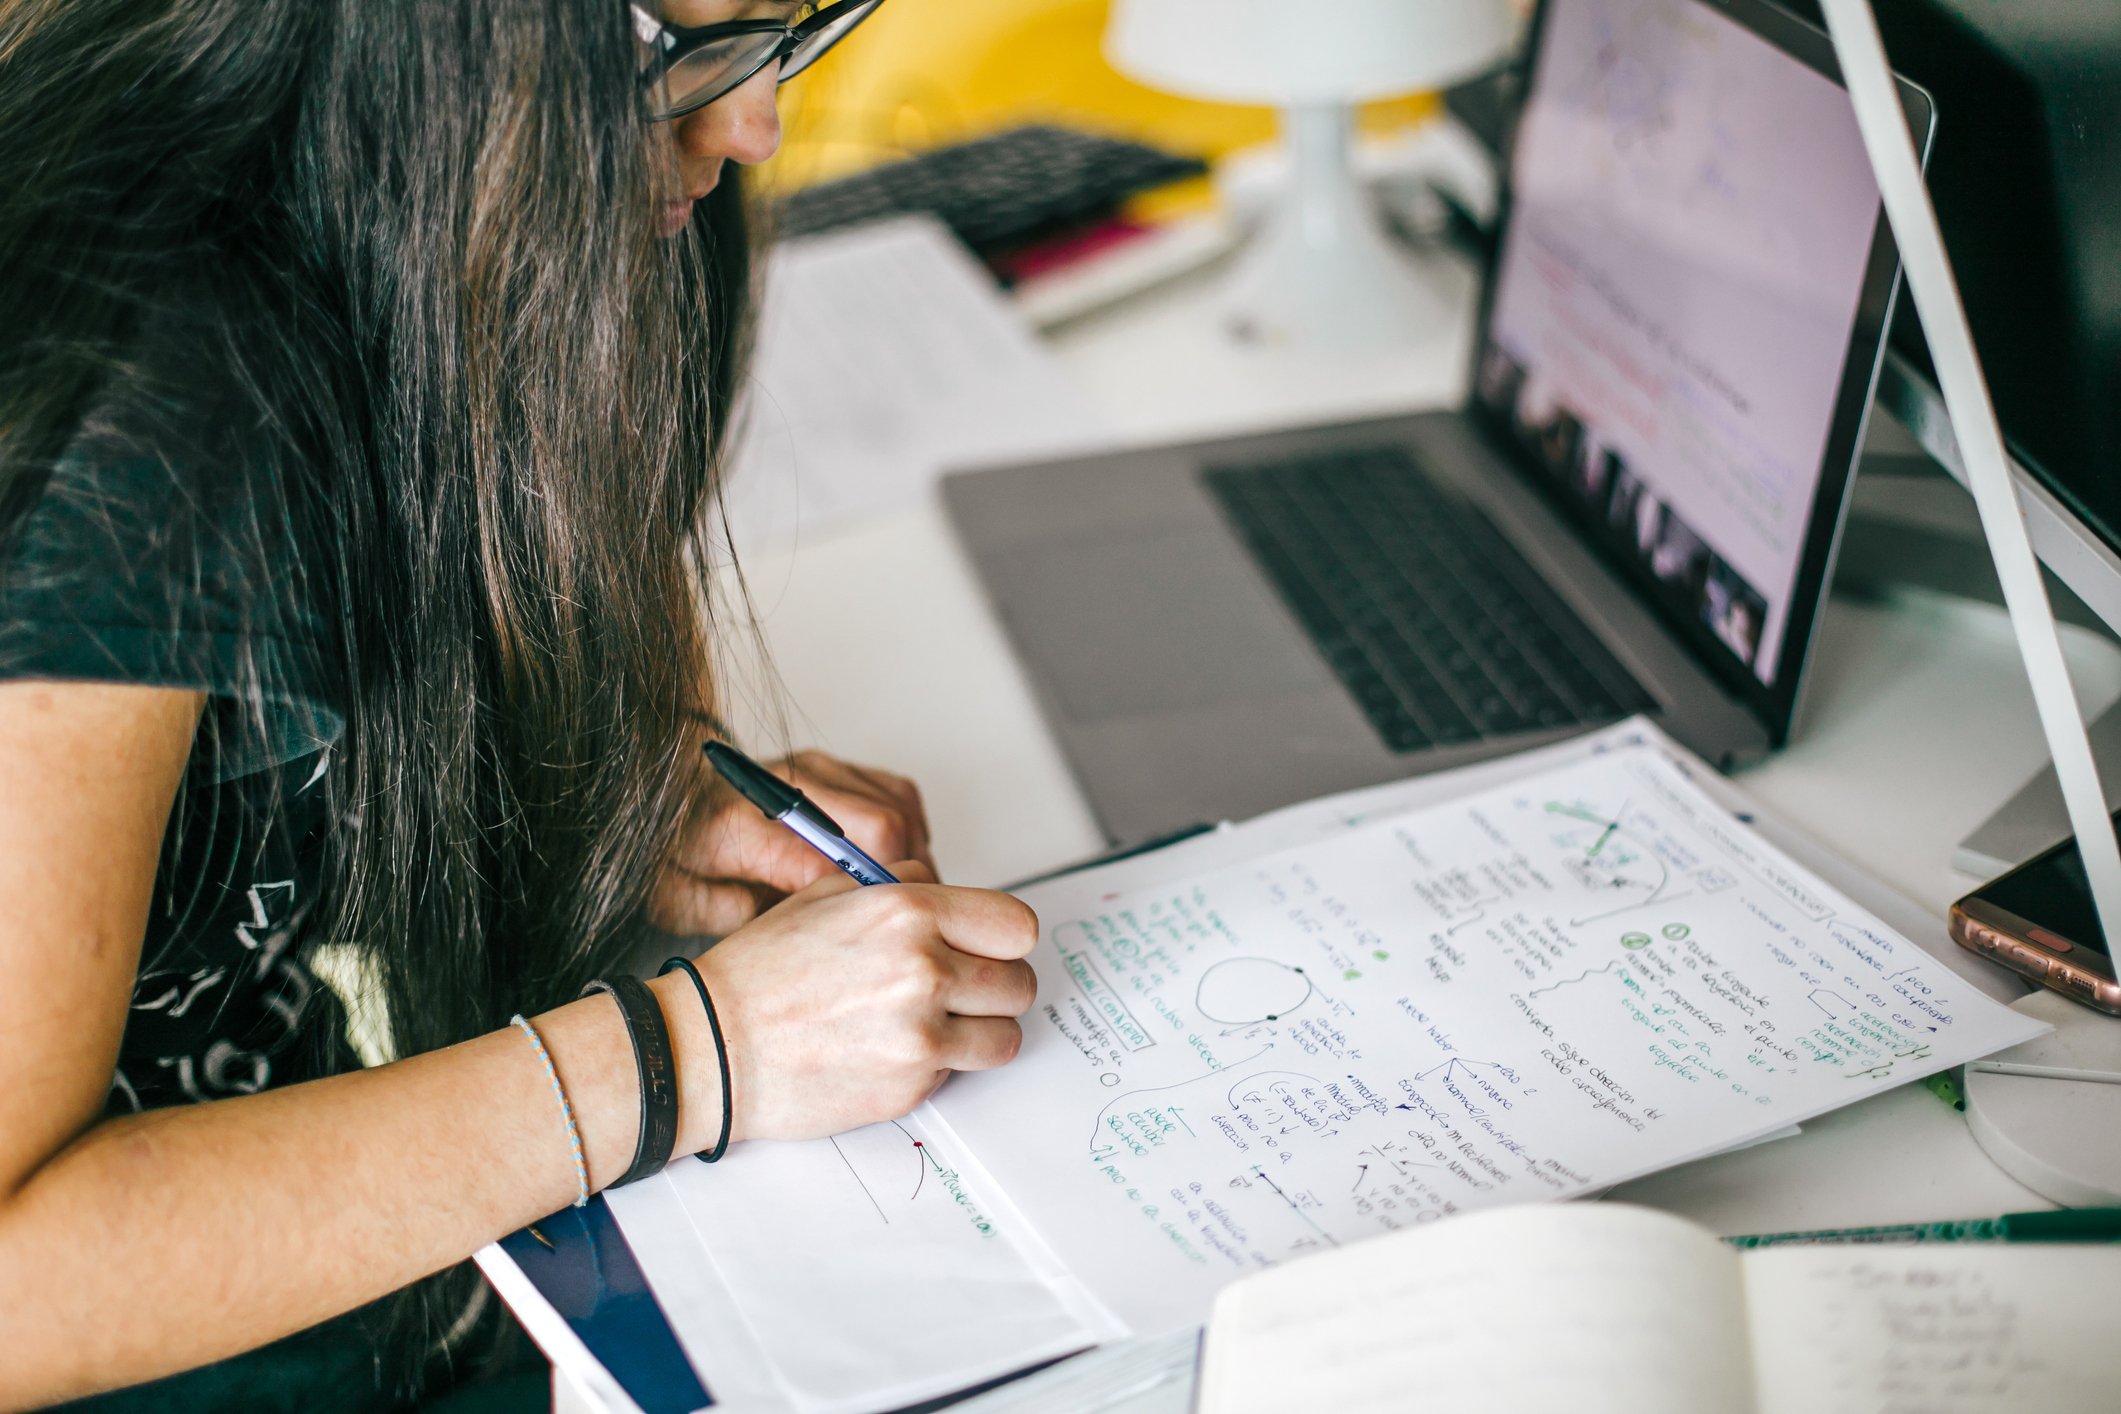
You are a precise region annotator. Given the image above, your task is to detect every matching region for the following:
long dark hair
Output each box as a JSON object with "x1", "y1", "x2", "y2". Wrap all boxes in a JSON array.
[{"x1": 1, "y1": 0, "x2": 752, "y2": 1390}]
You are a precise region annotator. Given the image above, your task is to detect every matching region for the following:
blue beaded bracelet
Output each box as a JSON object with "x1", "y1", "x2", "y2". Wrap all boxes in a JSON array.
[{"x1": 512, "y1": 1014, "x2": 590, "y2": 1208}]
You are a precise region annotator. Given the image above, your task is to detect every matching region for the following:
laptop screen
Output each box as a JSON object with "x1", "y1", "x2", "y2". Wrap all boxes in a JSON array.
[{"x1": 1473, "y1": 0, "x2": 1895, "y2": 695}]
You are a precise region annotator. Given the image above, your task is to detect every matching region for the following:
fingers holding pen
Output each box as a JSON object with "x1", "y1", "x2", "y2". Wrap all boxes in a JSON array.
[
  {"x1": 693, "y1": 867, "x2": 1042, "y2": 1141},
  {"x1": 935, "y1": 1014, "x2": 1026, "y2": 1072},
  {"x1": 778, "y1": 750, "x2": 936, "y2": 877},
  {"x1": 849, "y1": 883, "x2": 1038, "y2": 1013},
  {"x1": 652, "y1": 745, "x2": 943, "y2": 941},
  {"x1": 941, "y1": 951, "x2": 1039, "y2": 1019},
  {"x1": 861, "y1": 876, "x2": 1039, "y2": 963}
]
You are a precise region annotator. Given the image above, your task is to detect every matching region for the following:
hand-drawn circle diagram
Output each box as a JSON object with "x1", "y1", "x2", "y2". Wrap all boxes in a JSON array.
[{"x1": 1195, "y1": 958, "x2": 1313, "y2": 1026}]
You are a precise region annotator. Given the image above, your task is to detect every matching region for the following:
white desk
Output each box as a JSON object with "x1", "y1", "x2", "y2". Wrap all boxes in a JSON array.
[
  {"x1": 719, "y1": 237, "x2": 2121, "y2": 1226},
  {"x1": 565, "y1": 236, "x2": 2121, "y2": 1412}
]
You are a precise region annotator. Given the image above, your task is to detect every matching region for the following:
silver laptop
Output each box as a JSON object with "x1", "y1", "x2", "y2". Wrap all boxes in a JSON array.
[{"x1": 945, "y1": 0, "x2": 1934, "y2": 846}]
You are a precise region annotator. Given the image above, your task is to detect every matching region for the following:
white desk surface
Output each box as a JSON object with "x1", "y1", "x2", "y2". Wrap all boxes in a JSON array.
[
  {"x1": 720, "y1": 240, "x2": 2121, "y2": 1227},
  {"x1": 568, "y1": 239, "x2": 2121, "y2": 1411}
]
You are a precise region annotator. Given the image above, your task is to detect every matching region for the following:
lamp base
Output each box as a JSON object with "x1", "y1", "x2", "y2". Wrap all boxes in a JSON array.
[
  {"x1": 1964, "y1": 989, "x2": 2121, "y2": 1206},
  {"x1": 1220, "y1": 103, "x2": 1454, "y2": 352}
]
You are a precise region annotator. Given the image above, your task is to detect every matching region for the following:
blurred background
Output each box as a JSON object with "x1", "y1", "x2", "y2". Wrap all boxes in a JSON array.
[{"x1": 762, "y1": 0, "x2": 1444, "y2": 204}]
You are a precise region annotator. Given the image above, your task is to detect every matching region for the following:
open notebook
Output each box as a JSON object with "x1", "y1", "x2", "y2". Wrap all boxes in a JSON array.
[{"x1": 1199, "y1": 1203, "x2": 2121, "y2": 1414}]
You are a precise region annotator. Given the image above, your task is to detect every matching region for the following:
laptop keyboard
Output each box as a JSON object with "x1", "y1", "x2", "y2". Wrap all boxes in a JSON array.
[
  {"x1": 1203, "y1": 446, "x2": 1654, "y2": 754},
  {"x1": 778, "y1": 126, "x2": 1207, "y2": 266}
]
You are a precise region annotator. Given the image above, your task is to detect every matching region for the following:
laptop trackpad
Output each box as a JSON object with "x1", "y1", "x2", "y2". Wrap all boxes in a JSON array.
[{"x1": 1002, "y1": 527, "x2": 1328, "y2": 721}]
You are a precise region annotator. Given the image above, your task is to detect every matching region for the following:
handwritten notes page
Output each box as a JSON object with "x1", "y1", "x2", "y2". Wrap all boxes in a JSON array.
[
  {"x1": 1196, "y1": 1204, "x2": 2121, "y2": 1414},
  {"x1": 1746, "y1": 1245, "x2": 2121, "y2": 1413},
  {"x1": 930, "y1": 738, "x2": 2046, "y2": 1335},
  {"x1": 1197, "y1": 1204, "x2": 1755, "y2": 1414}
]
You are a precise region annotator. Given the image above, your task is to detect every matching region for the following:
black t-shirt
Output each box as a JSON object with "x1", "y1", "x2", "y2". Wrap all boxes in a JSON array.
[{"x1": 0, "y1": 396, "x2": 353, "y2": 1114}]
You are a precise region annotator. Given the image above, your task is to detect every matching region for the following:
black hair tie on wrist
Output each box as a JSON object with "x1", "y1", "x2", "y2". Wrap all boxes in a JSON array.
[
  {"x1": 581, "y1": 975, "x2": 680, "y2": 1187},
  {"x1": 660, "y1": 955, "x2": 734, "y2": 1163}
]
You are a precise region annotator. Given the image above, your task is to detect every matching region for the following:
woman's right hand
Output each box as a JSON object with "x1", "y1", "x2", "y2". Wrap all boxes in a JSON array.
[{"x1": 688, "y1": 863, "x2": 1040, "y2": 1143}]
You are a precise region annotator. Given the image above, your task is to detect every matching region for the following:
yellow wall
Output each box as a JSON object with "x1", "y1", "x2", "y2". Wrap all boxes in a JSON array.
[{"x1": 767, "y1": 0, "x2": 1439, "y2": 196}]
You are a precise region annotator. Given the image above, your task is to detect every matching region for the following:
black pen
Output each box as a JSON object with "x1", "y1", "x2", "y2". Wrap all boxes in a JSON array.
[{"x1": 703, "y1": 741, "x2": 900, "y2": 887}]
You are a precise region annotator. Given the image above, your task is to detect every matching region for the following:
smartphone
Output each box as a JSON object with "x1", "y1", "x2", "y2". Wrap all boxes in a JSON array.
[{"x1": 1951, "y1": 823, "x2": 2121, "y2": 1016}]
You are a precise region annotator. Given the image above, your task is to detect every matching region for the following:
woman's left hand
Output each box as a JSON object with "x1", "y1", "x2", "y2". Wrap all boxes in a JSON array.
[{"x1": 650, "y1": 748, "x2": 936, "y2": 936}]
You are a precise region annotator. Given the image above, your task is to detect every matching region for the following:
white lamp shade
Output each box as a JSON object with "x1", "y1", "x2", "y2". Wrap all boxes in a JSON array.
[{"x1": 1107, "y1": 0, "x2": 1521, "y2": 106}]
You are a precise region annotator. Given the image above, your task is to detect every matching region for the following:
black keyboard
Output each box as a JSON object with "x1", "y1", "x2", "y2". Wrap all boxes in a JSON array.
[
  {"x1": 1203, "y1": 446, "x2": 1654, "y2": 754},
  {"x1": 778, "y1": 125, "x2": 1206, "y2": 264}
]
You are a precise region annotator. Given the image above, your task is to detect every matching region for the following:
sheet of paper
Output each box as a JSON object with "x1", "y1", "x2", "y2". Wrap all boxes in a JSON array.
[
  {"x1": 602, "y1": 1176, "x2": 787, "y2": 1412},
  {"x1": 644, "y1": 1107, "x2": 1108, "y2": 1414},
  {"x1": 1197, "y1": 1204, "x2": 1753, "y2": 1414},
  {"x1": 947, "y1": 1328, "x2": 1201, "y2": 1414},
  {"x1": 717, "y1": 215, "x2": 1109, "y2": 553},
  {"x1": 1745, "y1": 1245, "x2": 2121, "y2": 1413},
  {"x1": 929, "y1": 737, "x2": 2047, "y2": 1335}
]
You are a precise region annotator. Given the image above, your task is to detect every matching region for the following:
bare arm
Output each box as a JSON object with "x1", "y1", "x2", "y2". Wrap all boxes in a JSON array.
[{"x1": 0, "y1": 681, "x2": 1036, "y2": 1408}]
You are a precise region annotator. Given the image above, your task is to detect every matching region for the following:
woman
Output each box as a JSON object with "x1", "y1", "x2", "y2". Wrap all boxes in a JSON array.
[{"x1": 0, "y1": 0, "x2": 1038, "y2": 1407}]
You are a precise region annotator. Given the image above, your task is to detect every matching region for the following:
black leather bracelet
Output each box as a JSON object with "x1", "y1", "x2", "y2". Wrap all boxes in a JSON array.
[
  {"x1": 660, "y1": 955, "x2": 734, "y2": 1163},
  {"x1": 581, "y1": 975, "x2": 680, "y2": 1187}
]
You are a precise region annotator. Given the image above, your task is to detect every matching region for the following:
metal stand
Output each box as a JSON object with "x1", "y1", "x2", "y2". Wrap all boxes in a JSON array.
[
  {"x1": 1820, "y1": 0, "x2": 2121, "y2": 1209},
  {"x1": 1956, "y1": 699, "x2": 2121, "y2": 880}
]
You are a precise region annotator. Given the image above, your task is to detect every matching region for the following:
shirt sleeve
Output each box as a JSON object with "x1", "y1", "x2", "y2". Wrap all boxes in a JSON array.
[{"x1": 0, "y1": 440, "x2": 343, "y2": 780}]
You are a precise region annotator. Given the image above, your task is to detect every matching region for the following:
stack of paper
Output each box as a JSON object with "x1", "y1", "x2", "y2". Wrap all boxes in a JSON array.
[
  {"x1": 600, "y1": 720, "x2": 2046, "y2": 1412},
  {"x1": 716, "y1": 215, "x2": 1110, "y2": 554}
]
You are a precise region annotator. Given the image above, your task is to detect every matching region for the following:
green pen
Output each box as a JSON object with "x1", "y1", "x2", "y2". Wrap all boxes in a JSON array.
[{"x1": 1726, "y1": 1206, "x2": 2121, "y2": 1248}]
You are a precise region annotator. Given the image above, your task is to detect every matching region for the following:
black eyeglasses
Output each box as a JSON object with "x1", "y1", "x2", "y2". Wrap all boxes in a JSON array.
[{"x1": 632, "y1": 1, "x2": 886, "y2": 123}]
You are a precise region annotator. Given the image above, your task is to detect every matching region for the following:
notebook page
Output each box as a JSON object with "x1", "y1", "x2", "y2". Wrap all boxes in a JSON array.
[
  {"x1": 1197, "y1": 1204, "x2": 1754, "y2": 1414},
  {"x1": 1743, "y1": 1245, "x2": 2121, "y2": 1414}
]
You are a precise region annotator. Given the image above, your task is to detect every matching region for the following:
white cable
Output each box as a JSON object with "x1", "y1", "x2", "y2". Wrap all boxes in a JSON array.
[{"x1": 1817, "y1": 0, "x2": 2121, "y2": 942}]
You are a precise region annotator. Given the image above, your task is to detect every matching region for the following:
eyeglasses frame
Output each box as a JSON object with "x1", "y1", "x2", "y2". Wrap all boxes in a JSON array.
[{"x1": 636, "y1": 0, "x2": 885, "y2": 122}]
